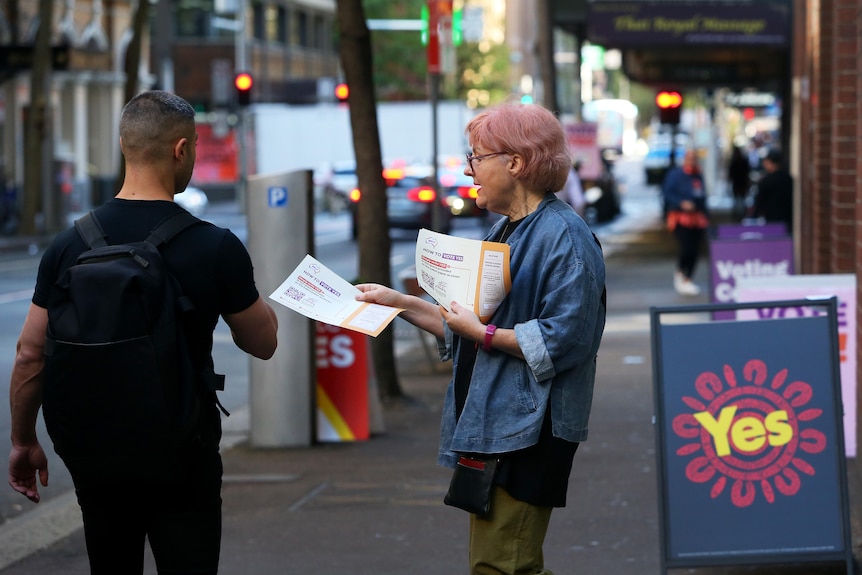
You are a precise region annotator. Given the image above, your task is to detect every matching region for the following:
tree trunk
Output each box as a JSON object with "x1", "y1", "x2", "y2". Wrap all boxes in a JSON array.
[
  {"x1": 21, "y1": 0, "x2": 53, "y2": 235},
  {"x1": 124, "y1": 0, "x2": 149, "y2": 105},
  {"x1": 335, "y1": 0, "x2": 403, "y2": 400},
  {"x1": 116, "y1": 0, "x2": 150, "y2": 188},
  {"x1": 536, "y1": 0, "x2": 558, "y2": 114}
]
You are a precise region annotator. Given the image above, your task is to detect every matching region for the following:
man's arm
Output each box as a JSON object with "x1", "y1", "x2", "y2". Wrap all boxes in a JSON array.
[
  {"x1": 8, "y1": 304, "x2": 50, "y2": 503},
  {"x1": 223, "y1": 296, "x2": 278, "y2": 360}
]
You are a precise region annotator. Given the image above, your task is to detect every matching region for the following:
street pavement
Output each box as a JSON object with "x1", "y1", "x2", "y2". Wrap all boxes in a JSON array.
[{"x1": 0, "y1": 185, "x2": 860, "y2": 574}]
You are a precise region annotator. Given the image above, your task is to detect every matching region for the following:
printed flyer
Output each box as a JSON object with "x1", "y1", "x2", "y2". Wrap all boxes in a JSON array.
[
  {"x1": 270, "y1": 254, "x2": 403, "y2": 337},
  {"x1": 415, "y1": 228, "x2": 511, "y2": 322}
]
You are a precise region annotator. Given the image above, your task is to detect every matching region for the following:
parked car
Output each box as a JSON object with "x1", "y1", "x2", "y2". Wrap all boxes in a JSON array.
[
  {"x1": 314, "y1": 162, "x2": 354, "y2": 213},
  {"x1": 175, "y1": 186, "x2": 209, "y2": 217},
  {"x1": 644, "y1": 132, "x2": 689, "y2": 185},
  {"x1": 580, "y1": 151, "x2": 621, "y2": 224},
  {"x1": 349, "y1": 165, "x2": 452, "y2": 239},
  {"x1": 439, "y1": 168, "x2": 483, "y2": 217}
]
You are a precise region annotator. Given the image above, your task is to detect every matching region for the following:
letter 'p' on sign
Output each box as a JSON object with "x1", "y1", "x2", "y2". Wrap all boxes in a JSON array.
[{"x1": 268, "y1": 186, "x2": 288, "y2": 207}]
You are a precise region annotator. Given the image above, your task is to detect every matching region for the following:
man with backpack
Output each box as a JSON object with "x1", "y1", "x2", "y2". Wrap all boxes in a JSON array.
[{"x1": 8, "y1": 90, "x2": 278, "y2": 574}]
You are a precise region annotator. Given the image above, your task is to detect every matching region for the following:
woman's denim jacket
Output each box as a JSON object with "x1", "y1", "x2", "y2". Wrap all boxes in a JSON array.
[{"x1": 437, "y1": 196, "x2": 606, "y2": 468}]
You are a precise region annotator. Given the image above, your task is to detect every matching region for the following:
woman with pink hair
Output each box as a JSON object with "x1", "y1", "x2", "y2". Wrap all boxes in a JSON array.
[{"x1": 356, "y1": 102, "x2": 606, "y2": 574}]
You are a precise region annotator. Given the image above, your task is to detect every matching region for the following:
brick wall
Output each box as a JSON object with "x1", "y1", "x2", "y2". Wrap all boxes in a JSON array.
[
  {"x1": 830, "y1": 0, "x2": 858, "y2": 273},
  {"x1": 173, "y1": 44, "x2": 235, "y2": 108},
  {"x1": 799, "y1": 0, "x2": 862, "y2": 475},
  {"x1": 796, "y1": 0, "x2": 813, "y2": 267},
  {"x1": 855, "y1": 0, "x2": 862, "y2": 477},
  {"x1": 813, "y1": 0, "x2": 833, "y2": 273}
]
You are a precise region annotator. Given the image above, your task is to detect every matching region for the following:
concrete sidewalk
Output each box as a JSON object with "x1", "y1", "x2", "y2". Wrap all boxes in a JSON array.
[{"x1": 1, "y1": 198, "x2": 860, "y2": 574}]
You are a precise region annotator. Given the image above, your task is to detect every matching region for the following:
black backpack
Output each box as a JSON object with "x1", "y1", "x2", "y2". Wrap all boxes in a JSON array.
[{"x1": 42, "y1": 210, "x2": 223, "y2": 479}]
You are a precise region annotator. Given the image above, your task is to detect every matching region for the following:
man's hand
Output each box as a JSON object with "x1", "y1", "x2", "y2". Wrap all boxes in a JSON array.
[
  {"x1": 9, "y1": 443, "x2": 49, "y2": 503},
  {"x1": 355, "y1": 283, "x2": 403, "y2": 308}
]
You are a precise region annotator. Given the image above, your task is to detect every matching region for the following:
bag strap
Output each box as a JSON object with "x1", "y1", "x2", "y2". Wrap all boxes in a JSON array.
[
  {"x1": 591, "y1": 232, "x2": 607, "y2": 310},
  {"x1": 74, "y1": 209, "x2": 202, "y2": 249},
  {"x1": 146, "y1": 211, "x2": 202, "y2": 248},
  {"x1": 74, "y1": 211, "x2": 109, "y2": 249}
]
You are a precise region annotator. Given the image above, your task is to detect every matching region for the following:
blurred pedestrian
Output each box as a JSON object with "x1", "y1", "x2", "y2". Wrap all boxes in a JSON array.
[
  {"x1": 356, "y1": 102, "x2": 606, "y2": 575},
  {"x1": 555, "y1": 160, "x2": 586, "y2": 218},
  {"x1": 751, "y1": 147, "x2": 793, "y2": 235},
  {"x1": 663, "y1": 148, "x2": 708, "y2": 296},
  {"x1": 8, "y1": 90, "x2": 279, "y2": 574},
  {"x1": 727, "y1": 145, "x2": 750, "y2": 221}
]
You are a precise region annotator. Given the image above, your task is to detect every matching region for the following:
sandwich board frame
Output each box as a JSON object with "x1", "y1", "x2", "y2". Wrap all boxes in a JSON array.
[{"x1": 650, "y1": 298, "x2": 853, "y2": 574}]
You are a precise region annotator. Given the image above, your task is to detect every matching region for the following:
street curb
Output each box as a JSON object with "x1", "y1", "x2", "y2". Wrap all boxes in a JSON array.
[
  {"x1": 0, "y1": 337, "x2": 425, "y2": 568},
  {"x1": 0, "y1": 491, "x2": 81, "y2": 571}
]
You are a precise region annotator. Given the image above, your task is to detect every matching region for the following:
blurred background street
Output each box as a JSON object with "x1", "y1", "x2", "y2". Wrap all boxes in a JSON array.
[{"x1": 2, "y1": 0, "x2": 862, "y2": 572}]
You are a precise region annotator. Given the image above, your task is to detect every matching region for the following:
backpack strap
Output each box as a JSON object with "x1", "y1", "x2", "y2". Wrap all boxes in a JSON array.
[
  {"x1": 147, "y1": 211, "x2": 203, "y2": 317},
  {"x1": 147, "y1": 210, "x2": 230, "y2": 414},
  {"x1": 74, "y1": 211, "x2": 109, "y2": 249},
  {"x1": 146, "y1": 211, "x2": 202, "y2": 248}
]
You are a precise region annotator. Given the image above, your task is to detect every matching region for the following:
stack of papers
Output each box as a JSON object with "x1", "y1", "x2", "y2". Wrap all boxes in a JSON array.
[{"x1": 270, "y1": 229, "x2": 511, "y2": 335}]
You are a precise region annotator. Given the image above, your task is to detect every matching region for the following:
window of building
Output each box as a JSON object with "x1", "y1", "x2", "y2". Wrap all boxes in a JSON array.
[
  {"x1": 265, "y1": 5, "x2": 281, "y2": 42},
  {"x1": 276, "y1": 6, "x2": 287, "y2": 44},
  {"x1": 313, "y1": 14, "x2": 325, "y2": 50},
  {"x1": 174, "y1": 0, "x2": 233, "y2": 38},
  {"x1": 252, "y1": 2, "x2": 265, "y2": 40},
  {"x1": 297, "y1": 10, "x2": 308, "y2": 47}
]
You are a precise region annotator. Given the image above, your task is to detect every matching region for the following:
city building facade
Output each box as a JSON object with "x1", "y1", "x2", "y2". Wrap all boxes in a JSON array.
[
  {"x1": 1, "y1": 0, "x2": 139, "y2": 231},
  {"x1": 792, "y1": 0, "x2": 862, "y2": 478}
]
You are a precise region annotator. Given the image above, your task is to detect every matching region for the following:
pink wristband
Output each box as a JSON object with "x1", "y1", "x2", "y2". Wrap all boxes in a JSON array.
[{"x1": 483, "y1": 324, "x2": 497, "y2": 352}]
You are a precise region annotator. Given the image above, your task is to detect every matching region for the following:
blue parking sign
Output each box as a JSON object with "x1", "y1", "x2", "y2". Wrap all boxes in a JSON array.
[{"x1": 268, "y1": 186, "x2": 288, "y2": 207}]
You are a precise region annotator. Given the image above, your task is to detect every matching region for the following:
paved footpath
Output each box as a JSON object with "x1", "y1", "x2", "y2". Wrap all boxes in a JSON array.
[{"x1": 1, "y1": 192, "x2": 860, "y2": 574}]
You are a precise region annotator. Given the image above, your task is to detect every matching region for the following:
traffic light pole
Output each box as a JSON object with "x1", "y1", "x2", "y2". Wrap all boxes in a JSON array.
[
  {"x1": 656, "y1": 91, "x2": 683, "y2": 171},
  {"x1": 430, "y1": 71, "x2": 441, "y2": 232},
  {"x1": 426, "y1": 0, "x2": 449, "y2": 233},
  {"x1": 669, "y1": 123, "x2": 677, "y2": 169},
  {"x1": 237, "y1": 111, "x2": 248, "y2": 211},
  {"x1": 235, "y1": 0, "x2": 248, "y2": 212}
]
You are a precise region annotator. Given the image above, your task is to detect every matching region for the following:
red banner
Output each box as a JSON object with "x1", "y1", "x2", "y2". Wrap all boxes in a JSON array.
[
  {"x1": 192, "y1": 123, "x2": 238, "y2": 185},
  {"x1": 315, "y1": 323, "x2": 369, "y2": 441}
]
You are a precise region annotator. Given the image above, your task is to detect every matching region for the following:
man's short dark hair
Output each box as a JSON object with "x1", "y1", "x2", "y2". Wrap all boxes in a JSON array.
[
  {"x1": 765, "y1": 148, "x2": 783, "y2": 166},
  {"x1": 120, "y1": 91, "x2": 196, "y2": 163}
]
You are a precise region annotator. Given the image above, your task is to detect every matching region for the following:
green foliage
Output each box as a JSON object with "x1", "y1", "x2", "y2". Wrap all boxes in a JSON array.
[
  {"x1": 365, "y1": 0, "x2": 428, "y2": 101},
  {"x1": 361, "y1": 0, "x2": 510, "y2": 104},
  {"x1": 455, "y1": 41, "x2": 511, "y2": 107}
]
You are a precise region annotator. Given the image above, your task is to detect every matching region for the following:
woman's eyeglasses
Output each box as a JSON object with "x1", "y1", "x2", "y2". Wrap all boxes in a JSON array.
[{"x1": 466, "y1": 152, "x2": 506, "y2": 171}]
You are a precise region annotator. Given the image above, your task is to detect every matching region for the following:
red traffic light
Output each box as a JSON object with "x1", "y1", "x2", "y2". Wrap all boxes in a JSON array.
[
  {"x1": 335, "y1": 83, "x2": 349, "y2": 102},
  {"x1": 656, "y1": 91, "x2": 682, "y2": 125},
  {"x1": 235, "y1": 72, "x2": 253, "y2": 91},
  {"x1": 235, "y1": 72, "x2": 253, "y2": 107},
  {"x1": 656, "y1": 91, "x2": 682, "y2": 109}
]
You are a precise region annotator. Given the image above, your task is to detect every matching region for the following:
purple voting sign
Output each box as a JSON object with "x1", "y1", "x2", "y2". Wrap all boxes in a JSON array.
[
  {"x1": 709, "y1": 237, "x2": 793, "y2": 320},
  {"x1": 715, "y1": 222, "x2": 787, "y2": 239}
]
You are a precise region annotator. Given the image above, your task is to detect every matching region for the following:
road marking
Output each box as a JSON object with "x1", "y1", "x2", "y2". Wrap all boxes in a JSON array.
[
  {"x1": 0, "y1": 259, "x2": 37, "y2": 272},
  {"x1": 289, "y1": 482, "x2": 329, "y2": 513},
  {"x1": 222, "y1": 474, "x2": 299, "y2": 484},
  {"x1": 0, "y1": 289, "x2": 33, "y2": 304}
]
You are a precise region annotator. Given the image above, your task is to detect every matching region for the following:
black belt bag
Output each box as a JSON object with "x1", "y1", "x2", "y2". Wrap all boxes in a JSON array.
[{"x1": 444, "y1": 455, "x2": 501, "y2": 517}]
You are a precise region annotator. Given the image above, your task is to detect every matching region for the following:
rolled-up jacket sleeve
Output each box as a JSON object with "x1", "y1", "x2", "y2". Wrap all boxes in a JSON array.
[
  {"x1": 514, "y1": 319, "x2": 553, "y2": 381},
  {"x1": 514, "y1": 236, "x2": 603, "y2": 380}
]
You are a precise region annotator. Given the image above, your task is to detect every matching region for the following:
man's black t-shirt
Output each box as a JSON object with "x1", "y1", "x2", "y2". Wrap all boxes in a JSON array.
[{"x1": 33, "y1": 199, "x2": 260, "y2": 441}]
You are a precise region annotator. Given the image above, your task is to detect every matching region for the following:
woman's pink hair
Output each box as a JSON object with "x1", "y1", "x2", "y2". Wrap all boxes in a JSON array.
[{"x1": 465, "y1": 102, "x2": 571, "y2": 192}]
